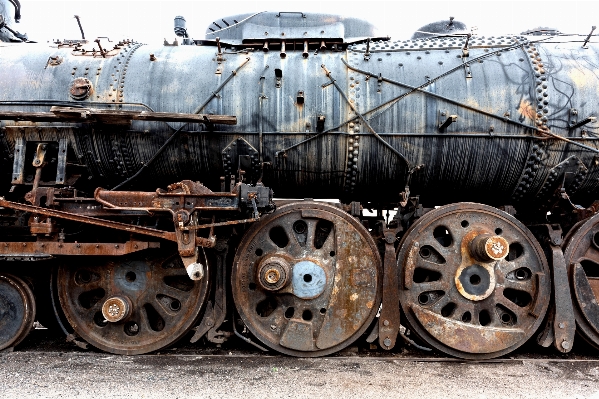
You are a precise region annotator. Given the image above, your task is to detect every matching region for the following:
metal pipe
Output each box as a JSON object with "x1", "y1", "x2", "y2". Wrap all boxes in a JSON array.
[
  {"x1": 583, "y1": 26, "x2": 596, "y2": 48},
  {"x1": 74, "y1": 15, "x2": 85, "y2": 40}
]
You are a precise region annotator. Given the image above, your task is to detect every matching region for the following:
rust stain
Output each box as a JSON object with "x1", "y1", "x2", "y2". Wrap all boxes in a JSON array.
[
  {"x1": 411, "y1": 305, "x2": 525, "y2": 353},
  {"x1": 518, "y1": 99, "x2": 537, "y2": 121},
  {"x1": 589, "y1": 278, "x2": 599, "y2": 301}
]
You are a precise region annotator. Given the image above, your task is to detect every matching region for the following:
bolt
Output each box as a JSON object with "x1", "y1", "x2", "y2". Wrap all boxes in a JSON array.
[
  {"x1": 383, "y1": 338, "x2": 391, "y2": 347},
  {"x1": 383, "y1": 320, "x2": 390, "y2": 326},
  {"x1": 558, "y1": 322, "x2": 565, "y2": 329},
  {"x1": 561, "y1": 340, "x2": 571, "y2": 350},
  {"x1": 270, "y1": 324, "x2": 277, "y2": 331},
  {"x1": 414, "y1": 242, "x2": 419, "y2": 248}
]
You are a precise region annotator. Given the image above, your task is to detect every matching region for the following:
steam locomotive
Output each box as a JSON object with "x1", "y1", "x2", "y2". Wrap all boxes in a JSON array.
[{"x1": 1, "y1": 0, "x2": 599, "y2": 359}]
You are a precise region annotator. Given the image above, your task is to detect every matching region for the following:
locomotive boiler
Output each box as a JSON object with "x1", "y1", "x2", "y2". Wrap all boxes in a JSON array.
[{"x1": 1, "y1": 0, "x2": 599, "y2": 359}]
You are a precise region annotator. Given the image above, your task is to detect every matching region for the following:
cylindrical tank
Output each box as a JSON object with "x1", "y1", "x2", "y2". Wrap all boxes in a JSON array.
[{"x1": 1, "y1": 12, "x2": 598, "y2": 208}]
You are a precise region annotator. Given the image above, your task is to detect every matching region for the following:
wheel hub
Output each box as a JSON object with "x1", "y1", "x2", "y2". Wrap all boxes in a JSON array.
[
  {"x1": 101, "y1": 296, "x2": 132, "y2": 323},
  {"x1": 457, "y1": 264, "x2": 491, "y2": 298},
  {"x1": 257, "y1": 256, "x2": 290, "y2": 291}
]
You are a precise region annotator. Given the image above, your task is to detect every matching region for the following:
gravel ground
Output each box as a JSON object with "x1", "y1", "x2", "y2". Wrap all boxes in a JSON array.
[{"x1": 1, "y1": 330, "x2": 599, "y2": 398}]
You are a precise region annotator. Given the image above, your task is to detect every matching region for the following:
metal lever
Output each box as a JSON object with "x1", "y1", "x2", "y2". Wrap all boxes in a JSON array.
[
  {"x1": 74, "y1": 15, "x2": 85, "y2": 40},
  {"x1": 378, "y1": 230, "x2": 401, "y2": 350},
  {"x1": 545, "y1": 225, "x2": 576, "y2": 353}
]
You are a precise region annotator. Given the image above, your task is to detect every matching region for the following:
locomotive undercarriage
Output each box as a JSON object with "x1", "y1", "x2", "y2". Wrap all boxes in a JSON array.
[{"x1": 1, "y1": 150, "x2": 598, "y2": 359}]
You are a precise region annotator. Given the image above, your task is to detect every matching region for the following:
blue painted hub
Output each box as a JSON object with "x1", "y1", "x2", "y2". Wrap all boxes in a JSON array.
[
  {"x1": 291, "y1": 261, "x2": 326, "y2": 299},
  {"x1": 114, "y1": 260, "x2": 150, "y2": 293}
]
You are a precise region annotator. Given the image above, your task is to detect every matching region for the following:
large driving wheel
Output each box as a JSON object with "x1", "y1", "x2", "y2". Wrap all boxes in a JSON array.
[
  {"x1": 232, "y1": 201, "x2": 382, "y2": 357},
  {"x1": 397, "y1": 203, "x2": 550, "y2": 359},
  {"x1": 563, "y1": 213, "x2": 599, "y2": 349},
  {"x1": 58, "y1": 251, "x2": 209, "y2": 355}
]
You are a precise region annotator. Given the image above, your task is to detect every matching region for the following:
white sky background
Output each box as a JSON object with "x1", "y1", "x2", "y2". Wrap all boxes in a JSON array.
[{"x1": 13, "y1": 0, "x2": 599, "y2": 44}]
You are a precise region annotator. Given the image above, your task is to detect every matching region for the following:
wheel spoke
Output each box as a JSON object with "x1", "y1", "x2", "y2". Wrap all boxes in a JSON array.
[
  {"x1": 413, "y1": 280, "x2": 449, "y2": 293},
  {"x1": 502, "y1": 278, "x2": 534, "y2": 293},
  {"x1": 157, "y1": 284, "x2": 192, "y2": 302},
  {"x1": 495, "y1": 295, "x2": 524, "y2": 316}
]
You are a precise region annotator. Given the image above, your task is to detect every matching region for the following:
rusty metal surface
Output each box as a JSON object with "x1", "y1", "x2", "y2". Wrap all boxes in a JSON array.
[
  {"x1": 0, "y1": 273, "x2": 35, "y2": 350},
  {"x1": 397, "y1": 203, "x2": 550, "y2": 359},
  {"x1": 57, "y1": 251, "x2": 209, "y2": 355},
  {"x1": 0, "y1": 240, "x2": 159, "y2": 257},
  {"x1": 562, "y1": 213, "x2": 599, "y2": 349},
  {"x1": 534, "y1": 224, "x2": 576, "y2": 353},
  {"x1": 0, "y1": 197, "x2": 178, "y2": 241},
  {"x1": 378, "y1": 229, "x2": 401, "y2": 350},
  {"x1": 231, "y1": 201, "x2": 381, "y2": 356}
]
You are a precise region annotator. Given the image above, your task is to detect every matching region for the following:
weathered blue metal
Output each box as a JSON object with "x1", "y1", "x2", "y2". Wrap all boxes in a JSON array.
[{"x1": 1, "y1": 19, "x2": 598, "y2": 208}]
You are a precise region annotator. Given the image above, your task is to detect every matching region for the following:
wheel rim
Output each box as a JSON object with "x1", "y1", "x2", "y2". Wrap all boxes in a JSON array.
[
  {"x1": 58, "y1": 251, "x2": 209, "y2": 355},
  {"x1": 563, "y1": 213, "x2": 599, "y2": 349},
  {"x1": 0, "y1": 274, "x2": 36, "y2": 351},
  {"x1": 398, "y1": 203, "x2": 550, "y2": 359},
  {"x1": 232, "y1": 201, "x2": 381, "y2": 357}
]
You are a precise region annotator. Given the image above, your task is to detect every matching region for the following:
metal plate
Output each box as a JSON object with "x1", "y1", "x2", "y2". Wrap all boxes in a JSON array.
[
  {"x1": 0, "y1": 274, "x2": 36, "y2": 350},
  {"x1": 232, "y1": 201, "x2": 381, "y2": 357},
  {"x1": 57, "y1": 251, "x2": 209, "y2": 355},
  {"x1": 562, "y1": 213, "x2": 599, "y2": 349},
  {"x1": 397, "y1": 203, "x2": 550, "y2": 359}
]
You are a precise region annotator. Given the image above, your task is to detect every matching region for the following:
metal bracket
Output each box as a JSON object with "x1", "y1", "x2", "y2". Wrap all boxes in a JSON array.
[
  {"x1": 378, "y1": 230, "x2": 401, "y2": 350},
  {"x1": 190, "y1": 239, "x2": 231, "y2": 344},
  {"x1": 535, "y1": 224, "x2": 576, "y2": 353},
  {"x1": 222, "y1": 137, "x2": 260, "y2": 190},
  {"x1": 569, "y1": 110, "x2": 596, "y2": 132},
  {"x1": 438, "y1": 111, "x2": 458, "y2": 132},
  {"x1": 11, "y1": 137, "x2": 26, "y2": 184},
  {"x1": 364, "y1": 37, "x2": 371, "y2": 61},
  {"x1": 569, "y1": 108, "x2": 579, "y2": 129},
  {"x1": 463, "y1": 63, "x2": 472, "y2": 79},
  {"x1": 55, "y1": 138, "x2": 68, "y2": 185},
  {"x1": 536, "y1": 155, "x2": 588, "y2": 202}
]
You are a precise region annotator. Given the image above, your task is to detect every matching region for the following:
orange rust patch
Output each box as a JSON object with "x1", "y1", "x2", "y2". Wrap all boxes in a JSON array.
[
  {"x1": 518, "y1": 99, "x2": 537, "y2": 121},
  {"x1": 589, "y1": 278, "x2": 599, "y2": 300}
]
